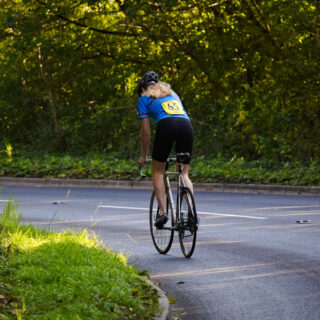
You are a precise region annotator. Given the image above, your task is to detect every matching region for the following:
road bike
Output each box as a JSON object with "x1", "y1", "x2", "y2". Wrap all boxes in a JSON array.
[{"x1": 142, "y1": 153, "x2": 198, "y2": 258}]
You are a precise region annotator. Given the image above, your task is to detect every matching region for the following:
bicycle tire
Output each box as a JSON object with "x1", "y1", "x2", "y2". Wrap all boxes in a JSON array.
[
  {"x1": 149, "y1": 191, "x2": 174, "y2": 254},
  {"x1": 178, "y1": 187, "x2": 197, "y2": 258}
]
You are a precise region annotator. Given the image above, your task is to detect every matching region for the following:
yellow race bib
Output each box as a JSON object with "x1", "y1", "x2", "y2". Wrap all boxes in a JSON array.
[{"x1": 161, "y1": 100, "x2": 185, "y2": 115}]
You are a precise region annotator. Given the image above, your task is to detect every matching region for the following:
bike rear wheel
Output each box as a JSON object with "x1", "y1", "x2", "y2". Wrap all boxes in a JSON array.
[
  {"x1": 149, "y1": 191, "x2": 174, "y2": 254},
  {"x1": 178, "y1": 187, "x2": 197, "y2": 258}
]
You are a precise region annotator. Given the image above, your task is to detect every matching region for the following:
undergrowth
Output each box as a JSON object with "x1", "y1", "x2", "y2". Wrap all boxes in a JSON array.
[{"x1": 0, "y1": 153, "x2": 320, "y2": 186}]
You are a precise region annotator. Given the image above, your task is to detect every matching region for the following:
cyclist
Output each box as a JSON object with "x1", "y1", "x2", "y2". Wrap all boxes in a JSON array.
[{"x1": 137, "y1": 71, "x2": 194, "y2": 229}]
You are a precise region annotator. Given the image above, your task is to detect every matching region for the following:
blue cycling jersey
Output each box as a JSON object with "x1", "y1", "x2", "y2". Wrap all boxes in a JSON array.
[{"x1": 137, "y1": 93, "x2": 190, "y2": 123}]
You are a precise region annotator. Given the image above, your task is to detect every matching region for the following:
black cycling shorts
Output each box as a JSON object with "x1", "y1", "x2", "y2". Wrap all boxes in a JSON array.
[{"x1": 152, "y1": 117, "x2": 193, "y2": 164}]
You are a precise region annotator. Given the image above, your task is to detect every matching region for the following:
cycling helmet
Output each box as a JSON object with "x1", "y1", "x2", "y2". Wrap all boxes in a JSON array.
[{"x1": 137, "y1": 71, "x2": 159, "y2": 96}]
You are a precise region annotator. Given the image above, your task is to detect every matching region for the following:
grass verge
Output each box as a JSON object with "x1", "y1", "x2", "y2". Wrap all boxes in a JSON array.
[{"x1": 0, "y1": 201, "x2": 159, "y2": 319}]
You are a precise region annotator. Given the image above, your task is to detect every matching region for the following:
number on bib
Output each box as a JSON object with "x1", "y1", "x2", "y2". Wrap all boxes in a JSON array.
[{"x1": 161, "y1": 100, "x2": 185, "y2": 115}]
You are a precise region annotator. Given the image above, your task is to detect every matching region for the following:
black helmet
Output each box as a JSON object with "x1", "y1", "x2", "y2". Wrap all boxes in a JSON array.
[{"x1": 137, "y1": 71, "x2": 159, "y2": 96}]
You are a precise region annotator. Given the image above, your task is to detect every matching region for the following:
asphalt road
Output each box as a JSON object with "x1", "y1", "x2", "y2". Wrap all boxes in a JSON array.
[{"x1": 1, "y1": 185, "x2": 320, "y2": 320}]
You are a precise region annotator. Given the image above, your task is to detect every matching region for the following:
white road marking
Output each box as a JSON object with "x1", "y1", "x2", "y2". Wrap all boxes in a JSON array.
[
  {"x1": 98, "y1": 205, "x2": 267, "y2": 220},
  {"x1": 198, "y1": 211, "x2": 267, "y2": 220},
  {"x1": 99, "y1": 205, "x2": 149, "y2": 210}
]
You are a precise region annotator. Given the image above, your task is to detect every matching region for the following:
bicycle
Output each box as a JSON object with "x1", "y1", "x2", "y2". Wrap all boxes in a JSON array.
[{"x1": 141, "y1": 153, "x2": 198, "y2": 258}]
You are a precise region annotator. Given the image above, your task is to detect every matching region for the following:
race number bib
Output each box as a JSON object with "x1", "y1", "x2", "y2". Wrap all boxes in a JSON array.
[{"x1": 161, "y1": 100, "x2": 185, "y2": 115}]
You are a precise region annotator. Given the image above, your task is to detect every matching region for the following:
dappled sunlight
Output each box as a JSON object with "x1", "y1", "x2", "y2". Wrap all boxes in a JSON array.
[
  {"x1": 152, "y1": 259, "x2": 320, "y2": 281},
  {"x1": 31, "y1": 213, "x2": 146, "y2": 225},
  {"x1": 0, "y1": 202, "x2": 161, "y2": 319},
  {"x1": 6, "y1": 228, "x2": 101, "y2": 253},
  {"x1": 152, "y1": 262, "x2": 280, "y2": 278},
  {"x1": 198, "y1": 222, "x2": 241, "y2": 228},
  {"x1": 186, "y1": 269, "x2": 311, "y2": 291},
  {"x1": 238, "y1": 224, "x2": 320, "y2": 232},
  {"x1": 192, "y1": 240, "x2": 242, "y2": 246},
  {"x1": 170, "y1": 240, "x2": 242, "y2": 249},
  {"x1": 6, "y1": 231, "x2": 52, "y2": 251},
  {"x1": 0, "y1": 200, "x2": 102, "y2": 253}
]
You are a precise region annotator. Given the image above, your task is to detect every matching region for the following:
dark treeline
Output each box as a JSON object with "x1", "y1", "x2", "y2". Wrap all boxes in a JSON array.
[{"x1": 0, "y1": 0, "x2": 319, "y2": 161}]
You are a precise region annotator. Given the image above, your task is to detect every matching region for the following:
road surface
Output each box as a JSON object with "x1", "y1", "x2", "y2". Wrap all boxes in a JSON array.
[{"x1": 1, "y1": 185, "x2": 319, "y2": 320}]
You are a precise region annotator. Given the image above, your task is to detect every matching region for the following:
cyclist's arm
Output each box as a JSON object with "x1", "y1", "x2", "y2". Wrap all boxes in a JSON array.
[{"x1": 139, "y1": 118, "x2": 150, "y2": 167}]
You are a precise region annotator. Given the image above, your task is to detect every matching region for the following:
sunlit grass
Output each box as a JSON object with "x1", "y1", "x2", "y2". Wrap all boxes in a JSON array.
[{"x1": 0, "y1": 201, "x2": 159, "y2": 319}]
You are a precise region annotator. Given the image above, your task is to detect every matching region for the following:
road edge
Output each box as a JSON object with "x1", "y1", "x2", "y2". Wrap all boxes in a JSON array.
[
  {"x1": 0, "y1": 177, "x2": 320, "y2": 195},
  {"x1": 142, "y1": 277, "x2": 170, "y2": 320}
]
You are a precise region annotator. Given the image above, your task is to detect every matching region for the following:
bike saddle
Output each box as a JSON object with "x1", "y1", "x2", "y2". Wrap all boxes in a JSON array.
[{"x1": 176, "y1": 152, "x2": 190, "y2": 164}]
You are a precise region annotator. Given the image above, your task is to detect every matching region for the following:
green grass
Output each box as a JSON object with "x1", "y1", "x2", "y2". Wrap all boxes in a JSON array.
[
  {"x1": 0, "y1": 201, "x2": 159, "y2": 319},
  {"x1": 1, "y1": 153, "x2": 320, "y2": 186}
]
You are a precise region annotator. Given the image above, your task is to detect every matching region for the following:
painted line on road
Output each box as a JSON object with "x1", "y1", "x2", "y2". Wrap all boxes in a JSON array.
[
  {"x1": 99, "y1": 205, "x2": 149, "y2": 211},
  {"x1": 198, "y1": 211, "x2": 267, "y2": 220},
  {"x1": 98, "y1": 205, "x2": 267, "y2": 220}
]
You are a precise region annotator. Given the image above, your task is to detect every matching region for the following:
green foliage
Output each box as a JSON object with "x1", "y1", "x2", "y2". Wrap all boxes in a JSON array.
[
  {"x1": 5, "y1": 144, "x2": 13, "y2": 162},
  {"x1": 0, "y1": 153, "x2": 141, "y2": 179},
  {"x1": 0, "y1": 1, "x2": 319, "y2": 160},
  {"x1": 0, "y1": 199, "x2": 21, "y2": 234},
  {"x1": 0, "y1": 200, "x2": 159, "y2": 319},
  {"x1": 0, "y1": 153, "x2": 319, "y2": 186},
  {"x1": 190, "y1": 157, "x2": 320, "y2": 186}
]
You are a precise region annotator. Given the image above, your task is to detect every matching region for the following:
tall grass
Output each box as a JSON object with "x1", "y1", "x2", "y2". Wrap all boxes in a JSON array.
[
  {"x1": 0, "y1": 201, "x2": 159, "y2": 319},
  {"x1": 0, "y1": 199, "x2": 21, "y2": 233}
]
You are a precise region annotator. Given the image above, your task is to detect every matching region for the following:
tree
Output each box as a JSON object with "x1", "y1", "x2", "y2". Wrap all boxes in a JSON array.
[{"x1": 0, "y1": 0, "x2": 319, "y2": 161}]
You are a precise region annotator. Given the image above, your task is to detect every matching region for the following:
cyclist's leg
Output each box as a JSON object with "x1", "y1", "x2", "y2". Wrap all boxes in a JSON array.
[
  {"x1": 152, "y1": 119, "x2": 174, "y2": 219},
  {"x1": 175, "y1": 118, "x2": 194, "y2": 192},
  {"x1": 178, "y1": 163, "x2": 193, "y2": 193},
  {"x1": 152, "y1": 159, "x2": 167, "y2": 214}
]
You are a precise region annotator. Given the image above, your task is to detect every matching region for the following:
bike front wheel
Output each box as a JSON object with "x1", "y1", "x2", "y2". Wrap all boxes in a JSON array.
[
  {"x1": 149, "y1": 191, "x2": 174, "y2": 254},
  {"x1": 179, "y1": 187, "x2": 197, "y2": 258}
]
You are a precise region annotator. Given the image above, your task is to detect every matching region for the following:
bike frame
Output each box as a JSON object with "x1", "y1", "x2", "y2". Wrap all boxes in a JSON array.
[
  {"x1": 163, "y1": 162, "x2": 186, "y2": 228},
  {"x1": 148, "y1": 153, "x2": 197, "y2": 258}
]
